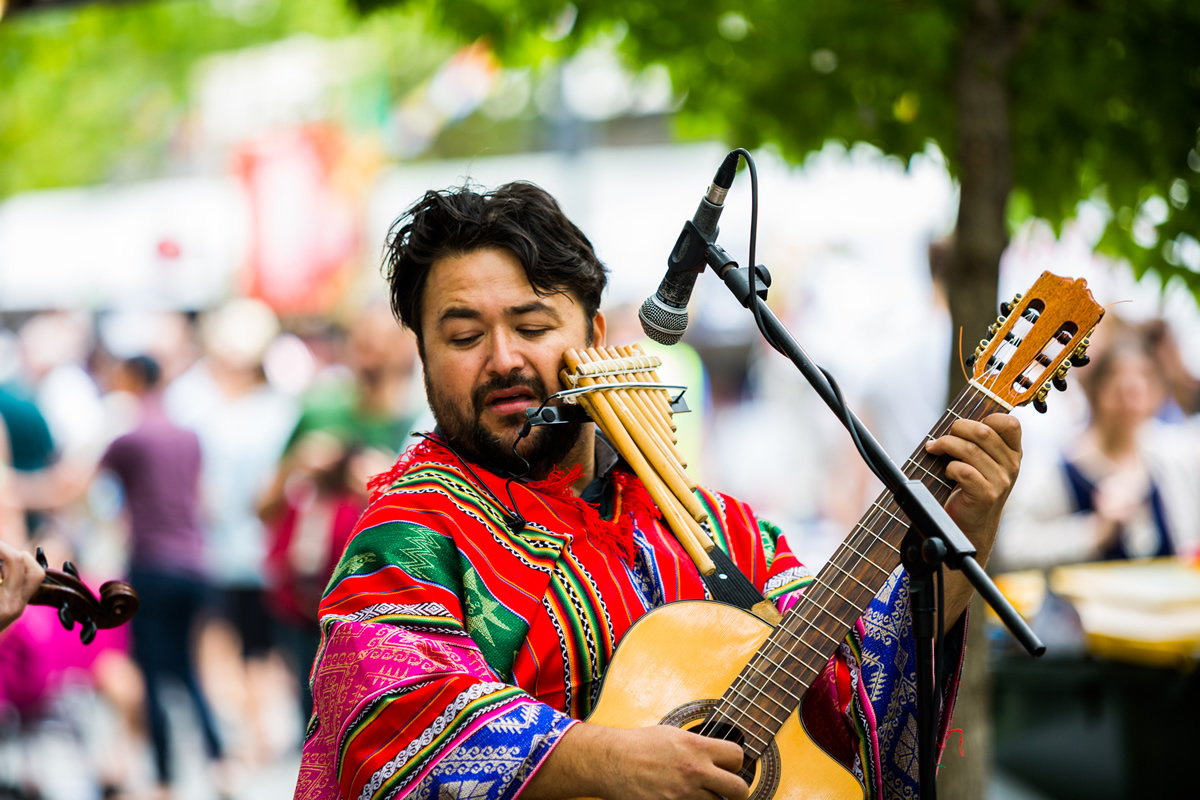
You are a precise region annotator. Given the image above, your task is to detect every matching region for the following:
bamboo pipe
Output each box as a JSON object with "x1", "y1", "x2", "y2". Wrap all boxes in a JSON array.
[
  {"x1": 563, "y1": 350, "x2": 715, "y2": 573},
  {"x1": 599, "y1": 346, "x2": 683, "y2": 459},
  {"x1": 573, "y1": 350, "x2": 701, "y2": 507},
  {"x1": 602, "y1": 346, "x2": 677, "y2": 443},
  {"x1": 625, "y1": 344, "x2": 677, "y2": 429},
  {"x1": 600, "y1": 347, "x2": 713, "y2": 555}
]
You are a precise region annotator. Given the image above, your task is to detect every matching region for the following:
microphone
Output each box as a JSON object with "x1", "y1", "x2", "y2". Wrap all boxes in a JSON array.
[{"x1": 639, "y1": 151, "x2": 739, "y2": 345}]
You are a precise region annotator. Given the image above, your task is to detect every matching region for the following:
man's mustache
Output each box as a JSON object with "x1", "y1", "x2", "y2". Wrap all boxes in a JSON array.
[{"x1": 471, "y1": 373, "x2": 548, "y2": 414}]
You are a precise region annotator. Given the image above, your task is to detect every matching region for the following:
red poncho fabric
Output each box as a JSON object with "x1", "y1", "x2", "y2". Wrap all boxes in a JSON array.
[{"x1": 294, "y1": 438, "x2": 962, "y2": 800}]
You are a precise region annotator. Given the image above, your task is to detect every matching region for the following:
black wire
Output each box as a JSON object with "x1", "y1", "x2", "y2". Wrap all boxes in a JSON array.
[
  {"x1": 413, "y1": 431, "x2": 527, "y2": 533},
  {"x1": 822, "y1": 363, "x2": 889, "y2": 486},
  {"x1": 732, "y1": 148, "x2": 783, "y2": 356},
  {"x1": 510, "y1": 421, "x2": 533, "y2": 479},
  {"x1": 730, "y1": 148, "x2": 885, "y2": 485}
]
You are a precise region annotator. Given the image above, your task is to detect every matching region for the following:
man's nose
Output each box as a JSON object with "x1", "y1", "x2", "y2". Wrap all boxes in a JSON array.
[{"x1": 486, "y1": 330, "x2": 525, "y2": 376}]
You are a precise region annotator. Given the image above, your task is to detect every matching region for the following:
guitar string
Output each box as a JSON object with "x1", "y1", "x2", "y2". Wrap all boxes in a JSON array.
[
  {"x1": 700, "y1": 383, "x2": 1000, "y2": 740},
  {"x1": 707, "y1": 395, "x2": 977, "y2": 737},
  {"x1": 704, "y1": 511, "x2": 934, "y2": 736},
  {"x1": 698, "y1": 312, "x2": 1058, "y2": 740},
  {"x1": 716, "y1": 682, "x2": 788, "y2": 728},
  {"x1": 702, "y1": 469, "x2": 936, "y2": 737},
  {"x1": 731, "y1": 637, "x2": 820, "y2": 700},
  {"x1": 719, "y1": 311, "x2": 1075, "y2": 738},
  {"x1": 702, "y1": 521, "x2": 903, "y2": 739}
]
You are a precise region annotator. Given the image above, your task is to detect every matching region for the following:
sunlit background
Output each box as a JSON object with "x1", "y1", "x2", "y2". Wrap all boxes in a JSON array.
[{"x1": 2, "y1": 0, "x2": 1199, "y2": 798}]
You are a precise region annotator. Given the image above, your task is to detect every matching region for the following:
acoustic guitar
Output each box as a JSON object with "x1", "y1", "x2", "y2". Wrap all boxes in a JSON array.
[{"x1": 572, "y1": 271, "x2": 1105, "y2": 799}]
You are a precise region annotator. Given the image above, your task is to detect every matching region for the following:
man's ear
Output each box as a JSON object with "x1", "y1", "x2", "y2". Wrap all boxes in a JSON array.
[{"x1": 590, "y1": 311, "x2": 607, "y2": 348}]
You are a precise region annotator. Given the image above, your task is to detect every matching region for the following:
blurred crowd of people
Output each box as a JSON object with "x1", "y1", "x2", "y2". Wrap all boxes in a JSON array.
[
  {"x1": 0, "y1": 300, "x2": 422, "y2": 800},
  {"x1": 0, "y1": 260, "x2": 1197, "y2": 800}
]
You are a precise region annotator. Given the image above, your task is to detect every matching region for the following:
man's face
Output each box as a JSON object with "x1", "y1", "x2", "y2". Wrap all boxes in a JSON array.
[{"x1": 419, "y1": 248, "x2": 605, "y2": 476}]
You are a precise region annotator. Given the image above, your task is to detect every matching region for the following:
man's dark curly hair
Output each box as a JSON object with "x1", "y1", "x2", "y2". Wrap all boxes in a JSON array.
[{"x1": 384, "y1": 182, "x2": 608, "y2": 344}]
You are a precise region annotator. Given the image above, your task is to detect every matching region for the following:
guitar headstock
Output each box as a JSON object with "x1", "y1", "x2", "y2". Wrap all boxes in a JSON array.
[{"x1": 965, "y1": 272, "x2": 1105, "y2": 413}]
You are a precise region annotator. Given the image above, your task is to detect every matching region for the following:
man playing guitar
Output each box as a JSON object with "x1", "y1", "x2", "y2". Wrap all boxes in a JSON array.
[{"x1": 292, "y1": 181, "x2": 1022, "y2": 800}]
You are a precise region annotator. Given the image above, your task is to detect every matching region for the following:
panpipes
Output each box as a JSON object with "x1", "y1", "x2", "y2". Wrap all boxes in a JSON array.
[{"x1": 562, "y1": 344, "x2": 717, "y2": 576}]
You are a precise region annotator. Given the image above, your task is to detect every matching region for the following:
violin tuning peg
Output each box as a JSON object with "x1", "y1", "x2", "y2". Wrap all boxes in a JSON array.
[
  {"x1": 35, "y1": 547, "x2": 49, "y2": 570},
  {"x1": 63, "y1": 561, "x2": 79, "y2": 579},
  {"x1": 81, "y1": 619, "x2": 97, "y2": 646},
  {"x1": 58, "y1": 605, "x2": 75, "y2": 632},
  {"x1": 1033, "y1": 397, "x2": 1049, "y2": 414}
]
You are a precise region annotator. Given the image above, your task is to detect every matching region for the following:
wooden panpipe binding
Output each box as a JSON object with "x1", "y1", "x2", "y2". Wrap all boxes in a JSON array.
[{"x1": 561, "y1": 344, "x2": 717, "y2": 576}]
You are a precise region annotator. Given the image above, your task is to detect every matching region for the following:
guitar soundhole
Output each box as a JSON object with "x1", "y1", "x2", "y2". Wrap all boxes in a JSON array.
[{"x1": 660, "y1": 699, "x2": 781, "y2": 799}]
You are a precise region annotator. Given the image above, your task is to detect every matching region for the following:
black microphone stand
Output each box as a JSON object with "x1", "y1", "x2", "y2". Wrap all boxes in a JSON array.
[{"x1": 699, "y1": 243, "x2": 1044, "y2": 800}]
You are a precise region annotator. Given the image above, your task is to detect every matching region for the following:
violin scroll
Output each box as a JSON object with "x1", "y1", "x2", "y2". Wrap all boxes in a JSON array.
[{"x1": 29, "y1": 547, "x2": 139, "y2": 645}]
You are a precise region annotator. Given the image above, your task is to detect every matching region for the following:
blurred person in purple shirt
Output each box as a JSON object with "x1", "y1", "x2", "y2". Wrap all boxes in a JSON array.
[{"x1": 98, "y1": 355, "x2": 228, "y2": 798}]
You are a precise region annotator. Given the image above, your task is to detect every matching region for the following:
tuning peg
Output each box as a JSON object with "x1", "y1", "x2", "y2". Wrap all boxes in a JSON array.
[
  {"x1": 63, "y1": 561, "x2": 79, "y2": 579},
  {"x1": 1069, "y1": 353, "x2": 1090, "y2": 367},
  {"x1": 1033, "y1": 381, "x2": 1053, "y2": 412},
  {"x1": 81, "y1": 619, "x2": 97, "y2": 646},
  {"x1": 1053, "y1": 374, "x2": 1068, "y2": 392},
  {"x1": 964, "y1": 353, "x2": 977, "y2": 371},
  {"x1": 35, "y1": 546, "x2": 48, "y2": 570},
  {"x1": 58, "y1": 605, "x2": 75, "y2": 632},
  {"x1": 1000, "y1": 293, "x2": 1023, "y2": 317}
]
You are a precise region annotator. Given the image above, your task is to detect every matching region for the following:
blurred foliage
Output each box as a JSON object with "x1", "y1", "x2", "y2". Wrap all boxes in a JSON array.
[
  {"x1": 358, "y1": 0, "x2": 1200, "y2": 299},
  {"x1": 0, "y1": 0, "x2": 454, "y2": 198},
  {"x1": 5, "y1": 0, "x2": 1199, "y2": 298}
]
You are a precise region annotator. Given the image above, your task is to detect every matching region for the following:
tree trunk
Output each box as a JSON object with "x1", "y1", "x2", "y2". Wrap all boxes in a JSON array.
[
  {"x1": 938, "y1": 1, "x2": 1013, "y2": 798},
  {"x1": 948, "y1": 0, "x2": 1013, "y2": 401}
]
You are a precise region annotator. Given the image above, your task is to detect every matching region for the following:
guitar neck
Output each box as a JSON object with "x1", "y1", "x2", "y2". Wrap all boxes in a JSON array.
[{"x1": 710, "y1": 384, "x2": 1006, "y2": 759}]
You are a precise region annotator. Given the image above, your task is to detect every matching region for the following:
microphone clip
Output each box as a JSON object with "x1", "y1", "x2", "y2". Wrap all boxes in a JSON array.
[{"x1": 668, "y1": 219, "x2": 719, "y2": 276}]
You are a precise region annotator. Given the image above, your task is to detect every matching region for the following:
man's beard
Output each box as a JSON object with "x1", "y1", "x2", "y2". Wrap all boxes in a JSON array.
[{"x1": 425, "y1": 370, "x2": 584, "y2": 479}]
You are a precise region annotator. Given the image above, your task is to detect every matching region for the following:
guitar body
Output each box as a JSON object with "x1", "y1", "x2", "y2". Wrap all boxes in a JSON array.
[{"x1": 573, "y1": 600, "x2": 865, "y2": 800}]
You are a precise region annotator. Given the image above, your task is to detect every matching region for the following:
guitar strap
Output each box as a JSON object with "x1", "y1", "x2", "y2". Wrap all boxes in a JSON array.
[
  {"x1": 591, "y1": 433, "x2": 781, "y2": 624},
  {"x1": 702, "y1": 545, "x2": 782, "y2": 625}
]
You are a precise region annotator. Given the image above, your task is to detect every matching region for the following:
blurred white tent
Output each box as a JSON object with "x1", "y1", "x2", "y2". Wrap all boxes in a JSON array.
[{"x1": 0, "y1": 177, "x2": 248, "y2": 311}]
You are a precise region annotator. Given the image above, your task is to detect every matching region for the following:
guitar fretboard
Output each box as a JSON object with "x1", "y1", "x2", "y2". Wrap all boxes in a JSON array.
[{"x1": 707, "y1": 385, "x2": 1004, "y2": 759}]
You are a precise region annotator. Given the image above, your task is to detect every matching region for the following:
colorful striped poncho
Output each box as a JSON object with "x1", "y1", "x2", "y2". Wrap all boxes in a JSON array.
[{"x1": 293, "y1": 438, "x2": 963, "y2": 800}]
